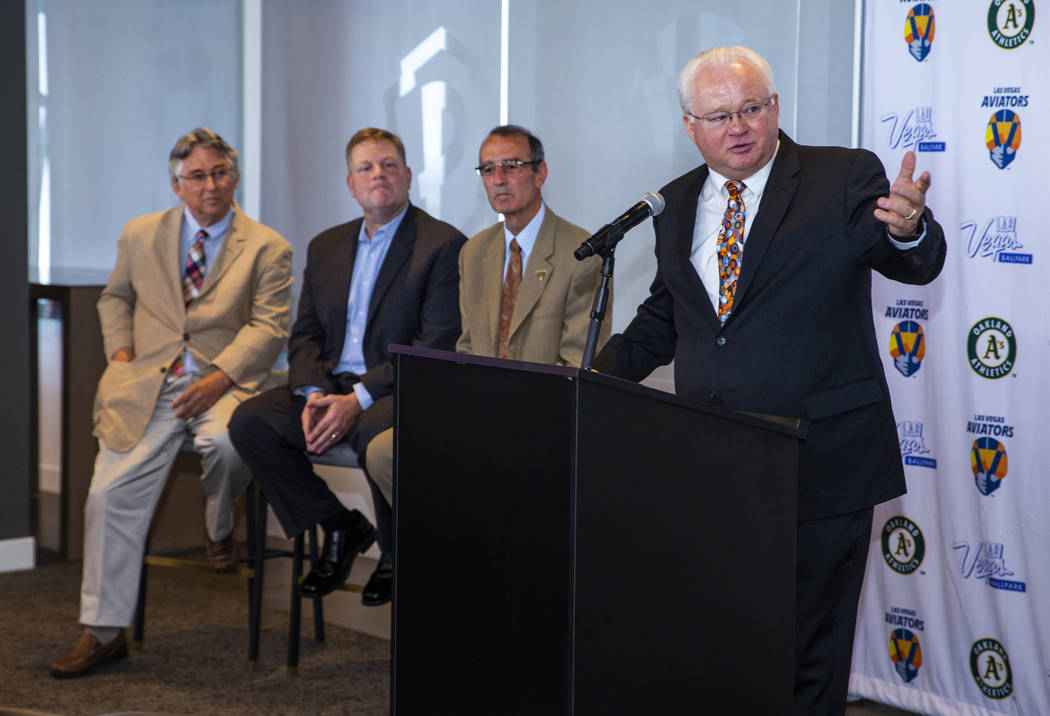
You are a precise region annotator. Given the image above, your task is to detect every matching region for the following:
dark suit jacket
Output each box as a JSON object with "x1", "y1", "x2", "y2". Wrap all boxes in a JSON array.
[
  {"x1": 287, "y1": 204, "x2": 466, "y2": 400},
  {"x1": 594, "y1": 132, "x2": 946, "y2": 520}
]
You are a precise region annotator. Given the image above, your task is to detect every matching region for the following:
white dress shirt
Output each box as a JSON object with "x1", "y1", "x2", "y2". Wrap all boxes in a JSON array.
[{"x1": 690, "y1": 143, "x2": 779, "y2": 316}]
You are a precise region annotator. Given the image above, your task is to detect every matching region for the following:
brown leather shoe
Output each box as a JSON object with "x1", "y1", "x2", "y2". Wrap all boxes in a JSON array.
[
  {"x1": 50, "y1": 631, "x2": 128, "y2": 678},
  {"x1": 205, "y1": 531, "x2": 238, "y2": 573}
]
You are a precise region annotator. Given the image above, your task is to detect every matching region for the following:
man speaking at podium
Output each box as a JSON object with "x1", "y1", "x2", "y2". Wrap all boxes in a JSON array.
[{"x1": 592, "y1": 46, "x2": 945, "y2": 715}]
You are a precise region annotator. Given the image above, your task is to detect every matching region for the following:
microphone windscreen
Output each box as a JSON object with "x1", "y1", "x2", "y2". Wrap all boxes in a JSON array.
[{"x1": 643, "y1": 191, "x2": 666, "y2": 216}]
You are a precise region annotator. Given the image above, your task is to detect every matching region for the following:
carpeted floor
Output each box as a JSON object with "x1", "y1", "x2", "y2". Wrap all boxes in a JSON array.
[
  {"x1": 1, "y1": 559, "x2": 920, "y2": 716},
  {"x1": 0, "y1": 559, "x2": 390, "y2": 716}
]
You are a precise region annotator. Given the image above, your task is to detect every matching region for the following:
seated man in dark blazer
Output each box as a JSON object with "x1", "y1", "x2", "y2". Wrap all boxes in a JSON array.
[
  {"x1": 593, "y1": 46, "x2": 946, "y2": 715},
  {"x1": 229, "y1": 128, "x2": 466, "y2": 606}
]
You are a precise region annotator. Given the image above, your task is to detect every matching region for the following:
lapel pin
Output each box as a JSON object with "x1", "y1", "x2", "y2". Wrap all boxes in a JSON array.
[{"x1": 536, "y1": 269, "x2": 547, "y2": 282}]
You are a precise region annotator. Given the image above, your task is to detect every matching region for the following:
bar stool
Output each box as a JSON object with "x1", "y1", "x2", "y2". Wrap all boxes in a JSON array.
[
  {"x1": 131, "y1": 440, "x2": 363, "y2": 675},
  {"x1": 251, "y1": 442, "x2": 362, "y2": 675}
]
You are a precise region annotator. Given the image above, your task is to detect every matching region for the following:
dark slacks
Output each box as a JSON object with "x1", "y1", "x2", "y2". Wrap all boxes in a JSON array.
[
  {"x1": 228, "y1": 385, "x2": 393, "y2": 550},
  {"x1": 793, "y1": 506, "x2": 874, "y2": 716}
]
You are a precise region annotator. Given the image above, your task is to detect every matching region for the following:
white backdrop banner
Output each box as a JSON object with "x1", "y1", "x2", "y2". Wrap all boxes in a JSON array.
[{"x1": 850, "y1": 2, "x2": 1049, "y2": 714}]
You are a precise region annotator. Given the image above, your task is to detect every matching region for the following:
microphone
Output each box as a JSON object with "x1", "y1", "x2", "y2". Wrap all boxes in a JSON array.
[{"x1": 575, "y1": 192, "x2": 665, "y2": 260}]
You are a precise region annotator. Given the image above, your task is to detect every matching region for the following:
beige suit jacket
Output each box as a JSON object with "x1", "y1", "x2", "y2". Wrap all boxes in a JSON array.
[
  {"x1": 456, "y1": 206, "x2": 608, "y2": 366},
  {"x1": 94, "y1": 204, "x2": 293, "y2": 451}
]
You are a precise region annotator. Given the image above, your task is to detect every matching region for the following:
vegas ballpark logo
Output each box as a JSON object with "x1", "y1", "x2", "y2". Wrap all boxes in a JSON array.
[
  {"x1": 905, "y1": 4, "x2": 936, "y2": 61},
  {"x1": 970, "y1": 638, "x2": 1013, "y2": 699},
  {"x1": 967, "y1": 317, "x2": 1016, "y2": 379},
  {"x1": 961, "y1": 215, "x2": 1032, "y2": 264},
  {"x1": 881, "y1": 516, "x2": 926, "y2": 574},
  {"x1": 988, "y1": 0, "x2": 1035, "y2": 49},
  {"x1": 986, "y1": 109, "x2": 1022, "y2": 168},
  {"x1": 971, "y1": 437, "x2": 1009, "y2": 495},
  {"x1": 889, "y1": 320, "x2": 925, "y2": 377}
]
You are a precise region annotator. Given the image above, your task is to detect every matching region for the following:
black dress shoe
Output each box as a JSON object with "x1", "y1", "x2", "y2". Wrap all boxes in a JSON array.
[
  {"x1": 300, "y1": 510, "x2": 376, "y2": 598},
  {"x1": 362, "y1": 560, "x2": 393, "y2": 606}
]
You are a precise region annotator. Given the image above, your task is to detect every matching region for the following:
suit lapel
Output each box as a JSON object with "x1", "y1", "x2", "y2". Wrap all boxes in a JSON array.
[
  {"x1": 508, "y1": 208, "x2": 556, "y2": 339},
  {"x1": 327, "y1": 220, "x2": 359, "y2": 342},
  {"x1": 155, "y1": 207, "x2": 187, "y2": 312},
  {"x1": 480, "y1": 227, "x2": 507, "y2": 353},
  {"x1": 198, "y1": 205, "x2": 246, "y2": 299},
  {"x1": 732, "y1": 132, "x2": 800, "y2": 318},
  {"x1": 367, "y1": 205, "x2": 415, "y2": 326},
  {"x1": 664, "y1": 168, "x2": 721, "y2": 328}
]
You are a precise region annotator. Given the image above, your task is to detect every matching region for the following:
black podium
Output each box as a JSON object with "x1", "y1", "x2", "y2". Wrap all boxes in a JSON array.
[{"x1": 391, "y1": 346, "x2": 804, "y2": 715}]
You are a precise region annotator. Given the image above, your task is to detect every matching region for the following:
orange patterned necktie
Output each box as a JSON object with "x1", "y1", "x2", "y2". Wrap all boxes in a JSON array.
[
  {"x1": 716, "y1": 181, "x2": 746, "y2": 323},
  {"x1": 171, "y1": 229, "x2": 208, "y2": 376},
  {"x1": 497, "y1": 238, "x2": 522, "y2": 358}
]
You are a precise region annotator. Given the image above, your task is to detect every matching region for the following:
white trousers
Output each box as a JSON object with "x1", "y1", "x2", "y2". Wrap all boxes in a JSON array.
[{"x1": 79, "y1": 375, "x2": 249, "y2": 627}]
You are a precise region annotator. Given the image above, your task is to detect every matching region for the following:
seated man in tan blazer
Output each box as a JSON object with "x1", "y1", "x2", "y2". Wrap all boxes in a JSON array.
[
  {"x1": 458, "y1": 124, "x2": 608, "y2": 364},
  {"x1": 363, "y1": 125, "x2": 608, "y2": 604},
  {"x1": 50, "y1": 128, "x2": 293, "y2": 679}
]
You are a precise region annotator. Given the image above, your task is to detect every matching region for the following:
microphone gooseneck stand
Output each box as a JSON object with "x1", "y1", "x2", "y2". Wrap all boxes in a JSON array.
[{"x1": 579, "y1": 229, "x2": 622, "y2": 371}]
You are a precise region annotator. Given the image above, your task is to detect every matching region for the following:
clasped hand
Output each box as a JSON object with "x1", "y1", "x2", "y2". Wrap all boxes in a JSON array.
[{"x1": 302, "y1": 391, "x2": 363, "y2": 454}]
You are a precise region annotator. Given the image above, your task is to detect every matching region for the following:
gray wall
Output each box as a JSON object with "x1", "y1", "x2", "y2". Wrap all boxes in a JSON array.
[
  {"x1": 30, "y1": 0, "x2": 858, "y2": 328},
  {"x1": 17, "y1": 1, "x2": 858, "y2": 544},
  {"x1": 28, "y1": 0, "x2": 242, "y2": 272}
]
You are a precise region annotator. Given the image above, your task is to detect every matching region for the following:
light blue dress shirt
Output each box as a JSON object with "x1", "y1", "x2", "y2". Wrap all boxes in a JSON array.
[
  {"x1": 179, "y1": 206, "x2": 233, "y2": 374},
  {"x1": 302, "y1": 205, "x2": 408, "y2": 409}
]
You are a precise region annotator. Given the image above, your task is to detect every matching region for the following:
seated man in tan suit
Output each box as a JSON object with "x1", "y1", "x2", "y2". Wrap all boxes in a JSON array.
[
  {"x1": 363, "y1": 125, "x2": 607, "y2": 604},
  {"x1": 50, "y1": 128, "x2": 293, "y2": 678},
  {"x1": 458, "y1": 124, "x2": 608, "y2": 364}
]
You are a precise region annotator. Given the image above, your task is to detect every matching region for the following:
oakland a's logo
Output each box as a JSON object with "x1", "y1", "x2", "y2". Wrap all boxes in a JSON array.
[
  {"x1": 967, "y1": 317, "x2": 1016, "y2": 379},
  {"x1": 986, "y1": 109, "x2": 1022, "y2": 169},
  {"x1": 988, "y1": 0, "x2": 1035, "y2": 49},
  {"x1": 971, "y1": 437, "x2": 1009, "y2": 495},
  {"x1": 905, "y1": 4, "x2": 936, "y2": 61},
  {"x1": 970, "y1": 638, "x2": 1013, "y2": 699},
  {"x1": 889, "y1": 320, "x2": 925, "y2": 377},
  {"x1": 881, "y1": 516, "x2": 926, "y2": 574},
  {"x1": 889, "y1": 628, "x2": 923, "y2": 683}
]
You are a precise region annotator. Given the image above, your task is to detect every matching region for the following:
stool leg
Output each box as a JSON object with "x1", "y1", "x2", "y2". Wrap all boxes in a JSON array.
[
  {"x1": 132, "y1": 537, "x2": 149, "y2": 650},
  {"x1": 308, "y1": 525, "x2": 325, "y2": 643},
  {"x1": 287, "y1": 533, "x2": 304, "y2": 676},
  {"x1": 248, "y1": 482, "x2": 266, "y2": 670}
]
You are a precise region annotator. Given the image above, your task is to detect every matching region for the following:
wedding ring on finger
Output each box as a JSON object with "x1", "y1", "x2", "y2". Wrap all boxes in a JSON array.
[{"x1": 904, "y1": 207, "x2": 918, "y2": 221}]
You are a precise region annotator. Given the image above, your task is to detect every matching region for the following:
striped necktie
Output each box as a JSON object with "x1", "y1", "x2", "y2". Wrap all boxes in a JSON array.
[
  {"x1": 182, "y1": 229, "x2": 208, "y2": 305},
  {"x1": 171, "y1": 229, "x2": 208, "y2": 376}
]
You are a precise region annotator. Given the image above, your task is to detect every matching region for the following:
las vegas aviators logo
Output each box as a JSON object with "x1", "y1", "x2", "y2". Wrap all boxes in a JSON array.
[
  {"x1": 986, "y1": 109, "x2": 1022, "y2": 169},
  {"x1": 988, "y1": 0, "x2": 1035, "y2": 49},
  {"x1": 889, "y1": 628, "x2": 924, "y2": 683},
  {"x1": 905, "y1": 4, "x2": 936, "y2": 61},
  {"x1": 889, "y1": 320, "x2": 925, "y2": 377},
  {"x1": 971, "y1": 437, "x2": 1009, "y2": 495}
]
